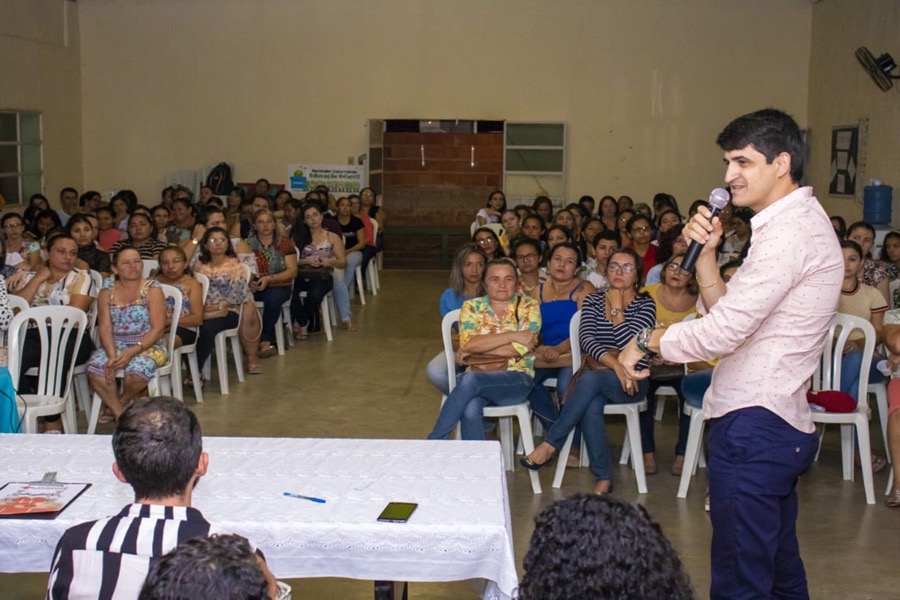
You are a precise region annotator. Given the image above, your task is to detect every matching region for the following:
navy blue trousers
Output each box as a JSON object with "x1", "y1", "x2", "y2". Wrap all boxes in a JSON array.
[{"x1": 707, "y1": 407, "x2": 818, "y2": 600}]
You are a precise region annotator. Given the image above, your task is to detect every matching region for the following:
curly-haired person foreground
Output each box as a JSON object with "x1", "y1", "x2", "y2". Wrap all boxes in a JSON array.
[{"x1": 517, "y1": 494, "x2": 694, "y2": 600}]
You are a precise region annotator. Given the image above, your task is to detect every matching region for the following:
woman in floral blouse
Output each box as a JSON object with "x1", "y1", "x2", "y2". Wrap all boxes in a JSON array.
[{"x1": 428, "y1": 258, "x2": 541, "y2": 440}]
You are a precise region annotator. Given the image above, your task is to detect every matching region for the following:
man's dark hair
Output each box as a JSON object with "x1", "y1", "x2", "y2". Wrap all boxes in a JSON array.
[
  {"x1": 716, "y1": 108, "x2": 805, "y2": 184},
  {"x1": 592, "y1": 229, "x2": 621, "y2": 248},
  {"x1": 518, "y1": 494, "x2": 694, "y2": 600},
  {"x1": 112, "y1": 397, "x2": 203, "y2": 500},
  {"x1": 139, "y1": 534, "x2": 270, "y2": 600},
  {"x1": 59, "y1": 187, "x2": 78, "y2": 199}
]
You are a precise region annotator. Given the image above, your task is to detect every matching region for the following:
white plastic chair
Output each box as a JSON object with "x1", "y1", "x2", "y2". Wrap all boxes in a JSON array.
[
  {"x1": 550, "y1": 310, "x2": 649, "y2": 493},
  {"x1": 142, "y1": 259, "x2": 159, "y2": 278},
  {"x1": 71, "y1": 271, "x2": 103, "y2": 416},
  {"x1": 366, "y1": 218, "x2": 380, "y2": 292},
  {"x1": 171, "y1": 273, "x2": 208, "y2": 403},
  {"x1": 87, "y1": 284, "x2": 183, "y2": 434},
  {"x1": 676, "y1": 400, "x2": 709, "y2": 498},
  {"x1": 202, "y1": 264, "x2": 251, "y2": 394},
  {"x1": 868, "y1": 381, "x2": 891, "y2": 465},
  {"x1": 9, "y1": 306, "x2": 87, "y2": 433},
  {"x1": 441, "y1": 309, "x2": 541, "y2": 494},
  {"x1": 811, "y1": 313, "x2": 878, "y2": 504},
  {"x1": 890, "y1": 278, "x2": 900, "y2": 310},
  {"x1": 470, "y1": 221, "x2": 505, "y2": 239}
]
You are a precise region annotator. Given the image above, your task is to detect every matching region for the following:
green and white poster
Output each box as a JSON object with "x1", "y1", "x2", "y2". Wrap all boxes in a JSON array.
[{"x1": 287, "y1": 164, "x2": 365, "y2": 194}]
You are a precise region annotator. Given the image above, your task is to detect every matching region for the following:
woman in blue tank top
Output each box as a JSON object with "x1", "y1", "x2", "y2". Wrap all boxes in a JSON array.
[{"x1": 529, "y1": 243, "x2": 595, "y2": 430}]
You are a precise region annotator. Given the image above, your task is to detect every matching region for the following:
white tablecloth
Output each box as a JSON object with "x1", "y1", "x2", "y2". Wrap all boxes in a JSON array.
[{"x1": 0, "y1": 435, "x2": 518, "y2": 599}]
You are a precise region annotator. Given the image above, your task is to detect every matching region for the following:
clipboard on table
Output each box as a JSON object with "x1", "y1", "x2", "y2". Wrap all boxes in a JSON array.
[{"x1": 0, "y1": 482, "x2": 92, "y2": 519}]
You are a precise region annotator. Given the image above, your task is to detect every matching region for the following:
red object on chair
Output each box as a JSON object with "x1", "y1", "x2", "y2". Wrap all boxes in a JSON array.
[{"x1": 807, "y1": 390, "x2": 857, "y2": 413}]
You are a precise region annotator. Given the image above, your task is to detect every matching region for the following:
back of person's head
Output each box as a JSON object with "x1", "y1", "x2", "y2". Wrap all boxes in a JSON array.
[
  {"x1": 139, "y1": 534, "x2": 273, "y2": 600},
  {"x1": 716, "y1": 108, "x2": 805, "y2": 184},
  {"x1": 113, "y1": 397, "x2": 203, "y2": 501},
  {"x1": 518, "y1": 494, "x2": 694, "y2": 600}
]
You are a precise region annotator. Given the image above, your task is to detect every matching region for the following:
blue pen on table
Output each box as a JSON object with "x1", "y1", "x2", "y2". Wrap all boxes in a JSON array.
[{"x1": 283, "y1": 492, "x2": 326, "y2": 504}]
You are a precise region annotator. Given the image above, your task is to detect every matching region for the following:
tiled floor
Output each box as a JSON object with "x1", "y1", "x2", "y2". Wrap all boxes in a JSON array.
[{"x1": 4, "y1": 269, "x2": 899, "y2": 598}]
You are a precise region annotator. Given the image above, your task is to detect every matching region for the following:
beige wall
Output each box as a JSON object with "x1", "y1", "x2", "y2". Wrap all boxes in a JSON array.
[
  {"x1": 0, "y1": 0, "x2": 81, "y2": 206},
  {"x1": 78, "y1": 0, "x2": 812, "y2": 209},
  {"x1": 808, "y1": 0, "x2": 900, "y2": 226}
]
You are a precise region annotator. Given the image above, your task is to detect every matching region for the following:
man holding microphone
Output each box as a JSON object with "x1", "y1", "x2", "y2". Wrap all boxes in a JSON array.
[{"x1": 620, "y1": 108, "x2": 842, "y2": 600}]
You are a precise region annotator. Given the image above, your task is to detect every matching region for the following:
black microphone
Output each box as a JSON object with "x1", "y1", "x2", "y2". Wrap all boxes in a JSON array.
[{"x1": 679, "y1": 188, "x2": 730, "y2": 273}]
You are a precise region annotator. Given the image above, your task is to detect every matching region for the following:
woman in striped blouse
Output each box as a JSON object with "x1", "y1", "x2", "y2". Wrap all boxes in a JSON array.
[{"x1": 521, "y1": 248, "x2": 656, "y2": 495}]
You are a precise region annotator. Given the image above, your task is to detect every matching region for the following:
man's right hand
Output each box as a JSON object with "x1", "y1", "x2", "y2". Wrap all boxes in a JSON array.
[{"x1": 684, "y1": 205, "x2": 724, "y2": 259}]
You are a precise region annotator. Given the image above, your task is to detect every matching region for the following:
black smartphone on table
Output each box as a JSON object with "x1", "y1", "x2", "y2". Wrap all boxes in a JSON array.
[{"x1": 377, "y1": 502, "x2": 418, "y2": 523}]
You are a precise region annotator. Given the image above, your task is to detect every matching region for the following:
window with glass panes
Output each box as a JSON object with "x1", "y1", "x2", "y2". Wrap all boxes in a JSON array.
[{"x1": 0, "y1": 111, "x2": 43, "y2": 204}]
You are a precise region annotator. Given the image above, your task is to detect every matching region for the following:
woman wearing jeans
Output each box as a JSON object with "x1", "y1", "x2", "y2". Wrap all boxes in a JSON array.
[
  {"x1": 521, "y1": 249, "x2": 656, "y2": 495},
  {"x1": 428, "y1": 258, "x2": 541, "y2": 441}
]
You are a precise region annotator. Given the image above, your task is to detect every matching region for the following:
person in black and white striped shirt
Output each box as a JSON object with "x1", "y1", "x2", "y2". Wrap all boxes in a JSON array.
[{"x1": 47, "y1": 397, "x2": 218, "y2": 600}]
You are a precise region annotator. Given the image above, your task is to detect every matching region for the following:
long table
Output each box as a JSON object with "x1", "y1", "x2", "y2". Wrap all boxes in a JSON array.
[{"x1": 0, "y1": 435, "x2": 518, "y2": 599}]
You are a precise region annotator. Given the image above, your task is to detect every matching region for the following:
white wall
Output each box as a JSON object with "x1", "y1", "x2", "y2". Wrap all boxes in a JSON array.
[
  {"x1": 808, "y1": 0, "x2": 900, "y2": 225},
  {"x1": 0, "y1": 0, "x2": 81, "y2": 206},
  {"x1": 77, "y1": 0, "x2": 813, "y2": 209}
]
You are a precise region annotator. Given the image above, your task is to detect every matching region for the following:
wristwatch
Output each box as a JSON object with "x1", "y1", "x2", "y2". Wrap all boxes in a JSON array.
[
  {"x1": 635, "y1": 326, "x2": 659, "y2": 356},
  {"x1": 610, "y1": 307, "x2": 621, "y2": 317}
]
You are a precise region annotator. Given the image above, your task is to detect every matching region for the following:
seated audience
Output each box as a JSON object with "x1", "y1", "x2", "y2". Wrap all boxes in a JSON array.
[
  {"x1": 617, "y1": 195, "x2": 634, "y2": 212},
  {"x1": 646, "y1": 224, "x2": 689, "y2": 286},
  {"x1": 10, "y1": 233, "x2": 94, "y2": 432},
  {"x1": 881, "y1": 310, "x2": 900, "y2": 506},
  {"x1": 513, "y1": 237, "x2": 544, "y2": 297},
  {"x1": 33, "y1": 208, "x2": 64, "y2": 240},
  {"x1": 846, "y1": 222, "x2": 897, "y2": 302},
  {"x1": 291, "y1": 201, "x2": 345, "y2": 341},
  {"x1": 640, "y1": 253, "x2": 698, "y2": 475},
  {"x1": 579, "y1": 217, "x2": 605, "y2": 268},
  {"x1": 2, "y1": 212, "x2": 42, "y2": 278},
  {"x1": 109, "y1": 212, "x2": 168, "y2": 260},
  {"x1": 139, "y1": 534, "x2": 277, "y2": 600},
  {"x1": 880, "y1": 230, "x2": 900, "y2": 305},
  {"x1": 831, "y1": 215, "x2": 847, "y2": 239},
  {"x1": 46, "y1": 397, "x2": 222, "y2": 599},
  {"x1": 428, "y1": 258, "x2": 541, "y2": 440},
  {"x1": 231, "y1": 194, "x2": 274, "y2": 240},
  {"x1": 598, "y1": 195, "x2": 618, "y2": 232},
  {"x1": 151, "y1": 204, "x2": 173, "y2": 244},
  {"x1": 111, "y1": 192, "x2": 134, "y2": 238},
  {"x1": 334, "y1": 196, "x2": 366, "y2": 317},
  {"x1": 96, "y1": 205, "x2": 123, "y2": 252},
  {"x1": 837, "y1": 240, "x2": 888, "y2": 474},
  {"x1": 528, "y1": 243, "x2": 595, "y2": 430},
  {"x1": 154, "y1": 247, "x2": 203, "y2": 349},
  {"x1": 520, "y1": 215, "x2": 546, "y2": 247},
  {"x1": 617, "y1": 208, "x2": 634, "y2": 246},
  {"x1": 193, "y1": 227, "x2": 261, "y2": 375},
  {"x1": 79, "y1": 190, "x2": 103, "y2": 214},
  {"x1": 473, "y1": 226, "x2": 506, "y2": 259},
  {"x1": 578, "y1": 194, "x2": 596, "y2": 215},
  {"x1": 517, "y1": 494, "x2": 694, "y2": 600},
  {"x1": 655, "y1": 209, "x2": 682, "y2": 239},
  {"x1": 717, "y1": 207, "x2": 753, "y2": 265},
  {"x1": 68, "y1": 214, "x2": 111, "y2": 276},
  {"x1": 425, "y1": 244, "x2": 488, "y2": 396},
  {"x1": 57, "y1": 187, "x2": 80, "y2": 227},
  {"x1": 87, "y1": 248, "x2": 167, "y2": 420},
  {"x1": 23, "y1": 192, "x2": 50, "y2": 233},
  {"x1": 521, "y1": 249, "x2": 656, "y2": 495},
  {"x1": 584, "y1": 230, "x2": 619, "y2": 291},
  {"x1": 167, "y1": 197, "x2": 197, "y2": 244},
  {"x1": 359, "y1": 187, "x2": 386, "y2": 253},
  {"x1": 545, "y1": 225, "x2": 574, "y2": 253},
  {"x1": 533, "y1": 196, "x2": 554, "y2": 225},
  {"x1": 246, "y1": 209, "x2": 297, "y2": 357},
  {"x1": 501, "y1": 209, "x2": 522, "y2": 243},
  {"x1": 552, "y1": 209, "x2": 577, "y2": 240},
  {"x1": 476, "y1": 190, "x2": 506, "y2": 226},
  {"x1": 625, "y1": 214, "x2": 656, "y2": 281},
  {"x1": 224, "y1": 186, "x2": 246, "y2": 230}
]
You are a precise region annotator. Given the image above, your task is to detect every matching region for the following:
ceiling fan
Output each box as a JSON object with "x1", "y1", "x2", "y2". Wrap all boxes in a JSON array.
[{"x1": 856, "y1": 47, "x2": 900, "y2": 91}]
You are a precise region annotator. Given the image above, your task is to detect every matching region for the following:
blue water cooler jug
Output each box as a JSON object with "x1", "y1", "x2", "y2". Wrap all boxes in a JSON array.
[{"x1": 863, "y1": 184, "x2": 893, "y2": 225}]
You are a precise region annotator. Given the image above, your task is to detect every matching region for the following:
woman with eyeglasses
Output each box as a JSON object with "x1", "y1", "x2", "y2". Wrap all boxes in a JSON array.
[
  {"x1": 645, "y1": 225, "x2": 689, "y2": 286},
  {"x1": 425, "y1": 243, "x2": 488, "y2": 396},
  {"x1": 194, "y1": 227, "x2": 261, "y2": 374},
  {"x1": 472, "y1": 227, "x2": 505, "y2": 259},
  {"x1": 521, "y1": 248, "x2": 656, "y2": 495},
  {"x1": 528, "y1": 243, "x2": 595, "y2": 431},
  {"x1": 513, "y1": 238, "x2": 544, "y2": 298},
  {"x1": 639, "y1": 252, "x2": 698, "y2": 475},
  {"x1": 428, "y1": 257, "x2": 541, "y2": 441},
  {"x1": 2, "y1": 213, "x2": 42, "y2": 279}
]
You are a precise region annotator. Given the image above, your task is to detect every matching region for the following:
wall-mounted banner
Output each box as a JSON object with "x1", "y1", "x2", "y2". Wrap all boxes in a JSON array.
[{"x1": 287, "y1": 164, "x2": 365, "y2": 193}]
